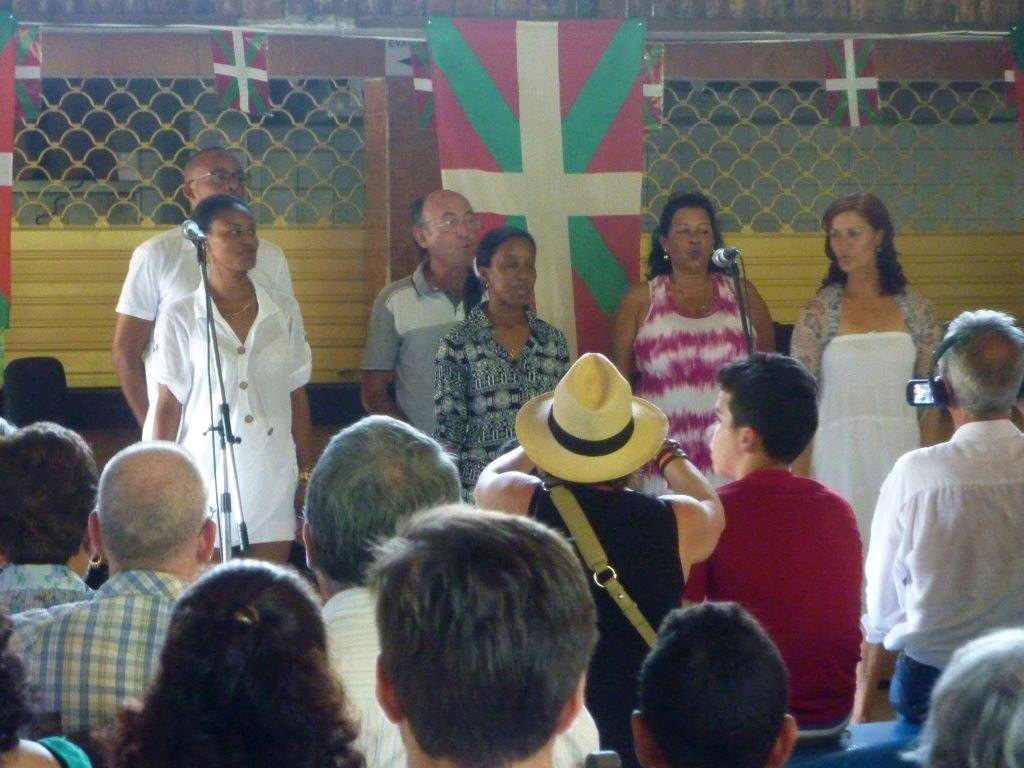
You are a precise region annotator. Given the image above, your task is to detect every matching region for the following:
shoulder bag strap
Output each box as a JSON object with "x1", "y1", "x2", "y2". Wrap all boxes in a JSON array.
[{"x1": 548, "y1": 485, "x2": 658, "y2": 648}]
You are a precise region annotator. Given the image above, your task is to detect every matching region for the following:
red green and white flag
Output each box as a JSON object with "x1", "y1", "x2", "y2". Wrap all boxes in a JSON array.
[
  {"x1": 0, "y1": 14, "x2": 15, "y2": 331},
  {"x1": 1003, "y1": 44, "x2": 1021, "y2": 112},
  {"x1": 1004, "y1": 43, "x2": 1018, "y2": 90},
  {"x1": 428, "y1": 18, "x2": 646, "y2": 355},
  {"x1": 410, "y1": 42, "x2": 435, "y2": 130},
  {"x1": 384, "y1": 40, "x2": 435, "y2": 129},
  {"x1": 1008, "y1": 24, "x2": 1024, "y2": 143},
  {"x1": 210, "y1": 29, "x2": 270, "y2": 117},
  {"x1": 15, "y1": 24, "x2": 40, "y2": 122},
  {"x1": 643, "y1": 43, "x2": 664, "y2": 132},
  {"x1": 824, "y1": 39, "x2": 880, "y2": 127}
]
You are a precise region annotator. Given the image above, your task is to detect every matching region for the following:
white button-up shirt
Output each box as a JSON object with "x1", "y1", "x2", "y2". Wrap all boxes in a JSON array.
[
  {"x1": 116, "y1": 227, "x2": 293, "y2": 439},
  {"x1": 863, "y1": 419, "x2": 1024, "y2": 668},
  {"x1": 152, "y1": 282, "x2": 311, "y2": 546}
]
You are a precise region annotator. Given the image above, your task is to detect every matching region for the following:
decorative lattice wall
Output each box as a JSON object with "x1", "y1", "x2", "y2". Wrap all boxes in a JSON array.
[
  {"x1": 13, "y1": 77, "x2": 365, "y2": 227},
  {"x1": 11, "y1": 74, "x2": 1024, "y2": 237},
  {"x1": 644, "y1": 79, "x2": 1022, "y2": 234}
]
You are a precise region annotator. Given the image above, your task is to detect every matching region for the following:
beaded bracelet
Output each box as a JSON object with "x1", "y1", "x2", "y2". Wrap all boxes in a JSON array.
[{"x1": 655, "y1": 440, "x2": 689, "y2": 472}]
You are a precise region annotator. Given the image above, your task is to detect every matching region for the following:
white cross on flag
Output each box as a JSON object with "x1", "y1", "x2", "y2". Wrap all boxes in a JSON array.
[
  {"x1": 210, "y1": 29, "x2": 270, "y2": 117},
  {"x1": 824, "y1": 38, "x2": 881, "y2": 128},
  {"x1": 427, "y1": 18, "x2": 646, "y2": 355}
]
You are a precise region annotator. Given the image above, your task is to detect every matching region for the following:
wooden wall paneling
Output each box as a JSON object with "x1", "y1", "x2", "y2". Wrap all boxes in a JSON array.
[{"x1": 6, "y1": 226, "x2": 369, "y2": 387}]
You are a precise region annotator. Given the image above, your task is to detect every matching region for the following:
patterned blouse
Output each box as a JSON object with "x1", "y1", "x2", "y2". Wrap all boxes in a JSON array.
[
  {"x1": 790, "y1": 284, "x2": 942, "y2": 384},
  {"x1": 0, "y1": 564, "x2": 92, "y2": 614},
  {"x1": 435, "y1": 304, "x2": 570, "y2": 495}
]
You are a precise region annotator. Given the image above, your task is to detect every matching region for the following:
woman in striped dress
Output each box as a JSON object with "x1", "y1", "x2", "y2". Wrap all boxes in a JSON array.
[{"x1": 611, "y1": 192, "x2": 775, "y2": 492}]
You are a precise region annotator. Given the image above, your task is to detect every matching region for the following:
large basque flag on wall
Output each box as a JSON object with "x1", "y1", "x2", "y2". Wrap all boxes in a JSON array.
[
  {"x1": 0, "y1": 14, "x2": 15, "y2": 331},
  {"x1": 427, "y1": 18, "x2": 646, "y2": 355}
]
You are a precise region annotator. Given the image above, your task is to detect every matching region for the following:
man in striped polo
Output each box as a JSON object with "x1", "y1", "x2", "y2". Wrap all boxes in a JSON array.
[{"x1": 360, "y1": 189, "x2": 479, "y2": 436}]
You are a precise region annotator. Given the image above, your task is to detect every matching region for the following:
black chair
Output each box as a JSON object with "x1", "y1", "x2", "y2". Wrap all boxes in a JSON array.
[{"x1": 2, "y1": 356, "x2": 68, "y2": 426}]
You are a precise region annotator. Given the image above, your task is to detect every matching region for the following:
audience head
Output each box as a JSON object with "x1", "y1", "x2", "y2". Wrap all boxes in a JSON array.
[
  {"x1": 937, "y1": 309, "x2": 1024, "y2": 417},
  {"x1": 912, "y1": 627, "x2": 1024, "y2": 768},
  {"x1": 463, "y1": 225, "x2": 537, "y2": 313},
  {"x1": 634, "y1": 603, "x2": 796, "y2": 768},
  {"x1": 516, "y1": 352, "x2": 668, "y2": 485},
  {"x1": 303, "y1": 415, "x2": 460, "y2": 590},
  {"x1": 0, "y1": 609, "x2": 31, "y2": 756},
  {"x1": 0, "y1": 422, "x2": 98, "y2": 567},
  {"x1": 95, "y1": 442, "x2": 213, "y2": 576},
  {"x1": 710, "y1": 353, "x2": 818, "y2": 477},
  {"x1": 648, "y1": 191, "x2": 725, "y2": 279},
  {"x1": 113, "y1": 560, "x2": 361, "y2": 768},
  {"x1": 821, "y1": 192, "x2": 907, "y2": 295},
  {"x1": 371, "y1": 506, "x2": 598, "y2": 768}
]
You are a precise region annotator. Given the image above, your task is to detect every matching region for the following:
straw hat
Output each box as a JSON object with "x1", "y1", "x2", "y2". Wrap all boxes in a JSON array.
[{"x1": 515, "y1": 353, "x2": 668, "y2": 484}]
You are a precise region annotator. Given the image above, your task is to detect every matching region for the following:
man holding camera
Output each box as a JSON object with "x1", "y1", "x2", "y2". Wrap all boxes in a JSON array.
[{"x1": 856, "y1": 309, "x2": 1024, "y2": 723}]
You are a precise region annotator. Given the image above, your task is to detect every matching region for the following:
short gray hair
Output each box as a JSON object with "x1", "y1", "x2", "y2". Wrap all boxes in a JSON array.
[
  {"x1": 304, "y1": 415, "x2": 460, "y2": 585},
  {"x1": 97, "y1": 441, "x2": 208, "y2": 569},
  {"x1": 912, "y1": 628, "x2": 1024, "y2": 768},
  {"x1": 938, "y1": 309, "x2": 1024, "y2": 415}
]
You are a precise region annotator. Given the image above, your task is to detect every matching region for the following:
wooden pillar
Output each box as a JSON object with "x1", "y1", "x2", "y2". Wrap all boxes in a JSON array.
[{"x1": 363, "y1": 76, "x2": 442, "y2": 309}]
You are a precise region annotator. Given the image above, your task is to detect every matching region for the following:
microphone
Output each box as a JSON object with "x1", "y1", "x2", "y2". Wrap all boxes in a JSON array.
[
  {"x1": 711, "y1": 247, "x2": 740, "y2": 269},
  {"x1": 181, "y1": 219, "x2": 206, "y2": 244}
]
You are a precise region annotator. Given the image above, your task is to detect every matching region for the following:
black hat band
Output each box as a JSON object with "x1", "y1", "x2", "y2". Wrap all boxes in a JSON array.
[{"x1": 547, "y1": 409, "x2": 635, "y2": 457}]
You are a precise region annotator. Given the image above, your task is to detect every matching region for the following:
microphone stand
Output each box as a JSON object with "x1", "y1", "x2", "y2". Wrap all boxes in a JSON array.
[
  {"x1": 726, "y1": 259, "x2": 754, "y2": 355},
  {"x1": 194, "y1": 238, "x2": 249, "y2": 561}
]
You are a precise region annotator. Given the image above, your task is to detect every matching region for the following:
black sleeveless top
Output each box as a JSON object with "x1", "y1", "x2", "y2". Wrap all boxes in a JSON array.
[{"x1": 530, "y1": 484, "x2": 684, "y2": 767}]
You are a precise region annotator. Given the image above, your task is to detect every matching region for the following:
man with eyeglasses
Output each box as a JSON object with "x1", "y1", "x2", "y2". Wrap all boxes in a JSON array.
[
  {"x1": 112, "y1": 147, "x2": 294, "y2": 438},
  {"x1": 360, "y1": 189, "x2": 479, "y2": 436}
]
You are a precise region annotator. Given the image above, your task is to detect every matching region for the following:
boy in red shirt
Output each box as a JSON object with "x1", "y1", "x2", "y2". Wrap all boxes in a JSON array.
[{"x1": 686, "y1": 353, "x2": 862, "y2": 733}]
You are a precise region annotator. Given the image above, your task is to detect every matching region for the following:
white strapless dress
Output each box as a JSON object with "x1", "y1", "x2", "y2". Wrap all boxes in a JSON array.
[{"x1": 811, "y1": 332, "x2": 920, "y2": 550}]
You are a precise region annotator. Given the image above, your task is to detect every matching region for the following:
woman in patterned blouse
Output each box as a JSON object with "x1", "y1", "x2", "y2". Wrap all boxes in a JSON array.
[{"x1": 434, "y1": 226, "x2": 570, "y2": 497}]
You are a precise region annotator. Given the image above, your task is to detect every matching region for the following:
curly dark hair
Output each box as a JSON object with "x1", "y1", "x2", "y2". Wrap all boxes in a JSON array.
[
  {"x1": 647, "y1": 191, "x2": 726, "y2": 279},
  {"x1": 0, "y1": 422, "x2": 98, "y2": 564},
  {"x1": 112, "y1": 561, "x2": 362, "y2": 768},
  {"x1": 0, "y1": 610, "x2": 32, "y2": 755},
  {"x1": 821, "y1": 192, "x2": 908, "y2": 295}
]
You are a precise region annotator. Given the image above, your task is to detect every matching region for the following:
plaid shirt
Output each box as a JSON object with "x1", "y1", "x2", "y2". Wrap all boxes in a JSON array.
[{"x1": 13, "y1": 570, "x2": 188, "y2": 732}]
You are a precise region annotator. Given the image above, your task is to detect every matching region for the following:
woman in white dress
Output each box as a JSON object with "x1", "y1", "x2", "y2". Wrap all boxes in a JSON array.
[
  {"x1": 791, "y1": 192, "x2": 942, "y2": 548},
  {"x1": 152, "y1": 194, "x2": 314, "y2": 564}
]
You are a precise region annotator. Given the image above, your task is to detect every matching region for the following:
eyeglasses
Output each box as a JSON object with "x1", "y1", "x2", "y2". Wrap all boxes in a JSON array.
[
  {"x1": 423, "y1": 213, "x2": 480, "y2": 231},
  {"x1": 188, "y1": 169, "x2": 250, "y2": 187}
]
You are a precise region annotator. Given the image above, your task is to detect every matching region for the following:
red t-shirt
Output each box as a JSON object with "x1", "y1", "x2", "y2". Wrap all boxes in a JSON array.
[{"x1": 684, "y1": 469, "x2": 863, "y2": 726}]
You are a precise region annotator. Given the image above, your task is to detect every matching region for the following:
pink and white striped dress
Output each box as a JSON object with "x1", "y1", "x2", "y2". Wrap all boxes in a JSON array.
[{"x1": 633, "y1": 272, "x2": 749, "y2": 492}]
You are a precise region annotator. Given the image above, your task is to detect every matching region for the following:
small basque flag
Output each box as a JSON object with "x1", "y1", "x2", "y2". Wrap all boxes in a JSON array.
[
  {"x1": 642, "y1": 43, "x2": 664, "y2": 133},
  {"x1": 824, "y1": 38, "x2": 881, "y2": 128},
  {"x1": 210, "y1": 29, "x2": 271, "y2": 117},
  {"x1": 15, "y1": 24, "x2": 41, "y2": 122}
]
